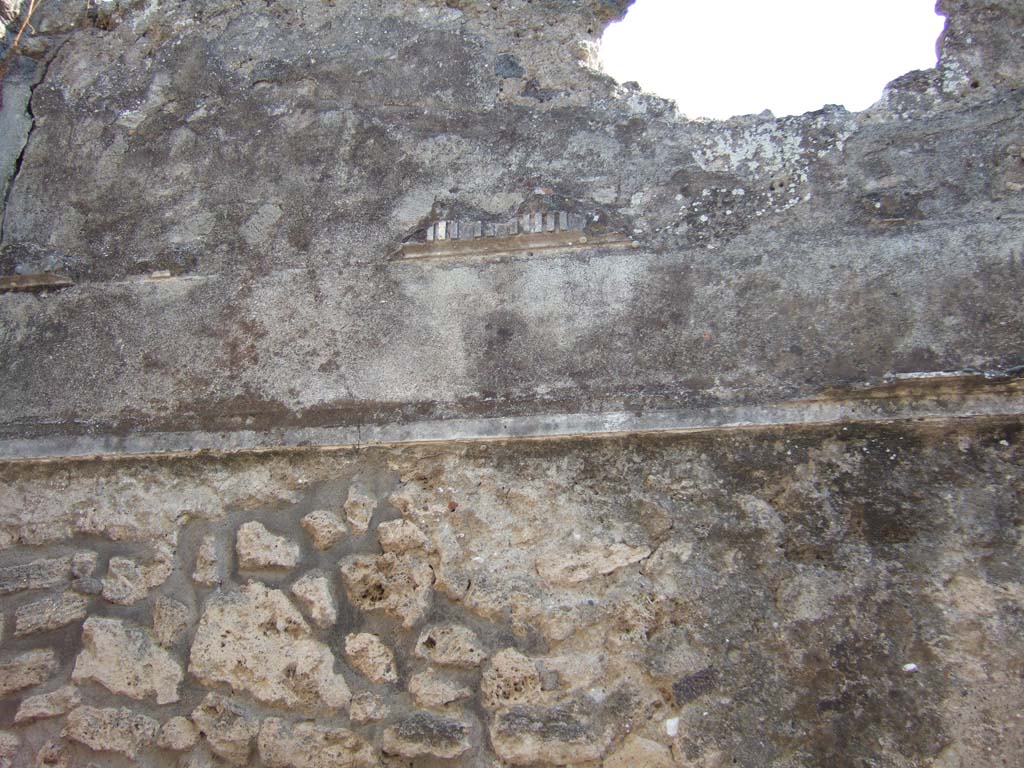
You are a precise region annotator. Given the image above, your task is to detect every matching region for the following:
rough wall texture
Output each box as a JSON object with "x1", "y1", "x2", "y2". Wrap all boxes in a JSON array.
[
  {"x1": 0, "y1": 0, "x2": 1022, "y2": 766},
  {"x1": 0, "y1": 422, "x2": 1022, "y2": 766},
  {"x1": 0, "y1": 0, "x2": 1021, "y2": 438}
]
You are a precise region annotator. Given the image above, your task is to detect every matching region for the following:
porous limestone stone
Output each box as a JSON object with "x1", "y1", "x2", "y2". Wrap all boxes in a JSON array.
[
  {"x1": 258, "y1": 718, "x2": 378, "y2": 768},
  {"x1": 0, "y1": 556, "x2": 73, "y2": 594},
  {"x1": 414, "y1": 624, "x2": 488, "y2": 667},
  {"x1": 70, "y1": 552, "x2": 97, "y2": 578},
  {"x1": 480, "y1": 648, "x2": 543, "y2": 710},
  {"x1": 300, "y1": 510, "x2": 348, "y2": 550},
  {"x1": 603, "y1": 735, "x2": 674, "y2": 768},
  {"x1": 408, "y1": 669, "x2": 473, "y2": 708},
  {"x1": 344, "y1": 486, "x2": 377, "y2": 533},
  {"x1": 291, "y1": 573, "x2": 337, "y2": 628},
  {"x1": 489, "y1": 701, "x2": 606, "y2": 765},
  {"x1": 102, "y1": 557, "x2": 149, "y2": 604},
  {"x1": 157, "y1": 716, "x2": 199, "y2": 751},
  {"x1": 0, "y1": 648, "x2": 58, "y2": 697},
  {"x1": 101, "y1": 552, "x2": 172, "y2": 605},
  {"x1": 535, "y1": 543, "x2": 652, "y2": 585},
  {"x1": 193, "y1": 534, "x2": 222, "y2": 585},
  {"x1": 191, "y1": 693, "x2": 260, "y2": 765},
  {"x1": 63, "y1": 705, "x2": 159, "y2": 758},
  {"x1": 340, "y1": 553, "x2": 433, "y2": 628},
  {"x1": 236, "y1": 521, "x2": 301, "y2": 569},
  {"x1": 152, "y1": 595, "x2": 193, "y2": 646},
  {"x1": 377, "y1": 519, "x2": 428, "y2": 553},
  {"x1": 673, "y1": 666, "x2": 719, "y2": 705},
  {"x1": 188, "y1": 582, "x2": 351, "y2": 710},
  {"x1": 13, "y1": 592, "x2": 88, "y2": 636},
  {"x1": 535, "y1": 653, "x2": 605, "y2": 692},
  {"x1": 345, "y1": 632, "x2": 398, "y2": 684},
  {"x1": 349, "y1": 691, "x2": 389, "y2": 724},
  {"x1": 31, "y1": 739, "x2": 70, "y2": 768},
  {"x1": 382, "y1": 712, "x2": 473, "y2": 760},
  {"x1": 0, "y1": 730, "x2": 18, "y2": 760},
  {"x1": 14, "y1": 685, "x2": 80, "y2": 723},
  {"x1": 72, "y1": 617, "x2": 182, "y2": 704}
]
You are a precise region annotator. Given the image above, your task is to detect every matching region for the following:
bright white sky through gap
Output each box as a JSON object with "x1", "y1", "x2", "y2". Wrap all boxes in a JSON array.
[{"x1": 599, "y1": 0, "x2": 947, "y2": 119}]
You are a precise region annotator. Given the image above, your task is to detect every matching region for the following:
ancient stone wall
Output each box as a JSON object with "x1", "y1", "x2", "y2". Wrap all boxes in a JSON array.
[
  {"x1": 0, "y1": 423, "x2": 1022, "y2": 766},
  {"x1": 0, "y1": 0, "x2": 1022, "y2": 766}
]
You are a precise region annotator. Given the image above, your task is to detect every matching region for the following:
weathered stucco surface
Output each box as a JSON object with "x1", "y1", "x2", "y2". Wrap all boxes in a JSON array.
[
  {"x1": 0, "y1": 0, "x2": 1022, "y2": 442},
  {"x1": 0, "y1": 0, "x2": 1022, "y2": 766}
]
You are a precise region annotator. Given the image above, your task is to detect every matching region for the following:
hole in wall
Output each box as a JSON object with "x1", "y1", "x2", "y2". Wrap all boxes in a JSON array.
[{"x1": 599, "y1": 0, "x2": 947, "y2": 119}]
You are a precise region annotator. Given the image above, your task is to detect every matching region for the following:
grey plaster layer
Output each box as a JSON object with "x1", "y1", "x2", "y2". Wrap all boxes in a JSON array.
[
  {"x1": 0, "y1": 55, "x2": 38, "y2": 235},
  {"x1": 1, "y1": 374, "x2": 1020, "y2": 462},
  {"x1": 0, "y1": 0, "x2": 1022, "y2": 443}
]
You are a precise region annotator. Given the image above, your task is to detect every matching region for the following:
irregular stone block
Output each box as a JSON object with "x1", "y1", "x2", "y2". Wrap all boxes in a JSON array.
[
  {"x1": 535, "y1": 543, "x2": 651, "y2": 585},
  {"x1": 101, "y1": 552, "x2": 171, "y2": 605},
  {"x1": 382, "y1": 712, "x2": 472, "y2": 760},
  {"x1": 71, "y1": 552, "x2": 98, "y2": 578},
  {"x1": 236, "y1": 521, "x2": 301, "y2": 569},
  {"x1": 0, "y1": 648, "x2": 58, "y2": 697},
  {"x1": 344, "y1": 486, "x2": 377, "y2": 533},
  {"x1": 191, "y1": 692, "x2": 260, "y2": 766},
  {"x1": 14, "y1": 592, "x2": 88, "y2": 636},
  {"x1": 157, "y1": 716, "x2": 199, "y2": 751},
  {"x1": 301, "y1": 509, "x2": 348, "y2": 550},
  {"x1": 0, "y1": 556, "x2": 72, "y2": 595},
  {"x1": 258, "y1": 718, "x2": 378, "y2": 768},
  {"x1": 340, "y1": 553, "x2": 433, "y2": 628},
  {"x1": 481, "y1": 648, "x2": 543, "y2": 710},
  {"x1": 189, "y1": 582, "x2": 351, "y2": 710},
  {"x1": 350, "y1": 691, "x2": 389, "y2": 724},
  {"x1": 491, "y1": 53, "x2": 524, "y2": 79},
  {"x1": 14, "y1": 685, "x2": 80, "y2": 723},
  {"x1": 408, "y1": 669, "x2": 472, "y2": 708},
  {"x1": 291, "y1": 573, "x2": 337, "y2": 627},
  {"x1": 31, "y1": 740, "x2": 69, "y2": 768},
  {"x1": 102, "y1": 557, "x2": 149, "y2": 605},
  {"x1": 0, "y1": 731, "x2": 18, "y2": 760},
  {"x1": 604, "y1": 735, "x2": 674, "y2": 768},
  {"x1": 72, "y1": 617, "x2": 182, "y2": 704},
  {"x1": 152, "y1": 595, "x2": 193, "y2": 646},
  {"x1": 534, "y1": 653, "x2": 605, "y2": 691},
  {"x1": 489, "y1": 702, "x2": 605, "y2": 765},
  {"x1": 377, "y1": 519, "x2": 428, "y2": 553},
  {"x1": 673, "y1": 666, "x2": 719, "y2": 705},
  {"x1": 63, "y1": 705, "x2": 158, "y2": 758},
  {"x1": 414, "y1": 624, "x2": 487, "y2": 668},
  {"x1": 344, "y1": 632, "x2": 398, "y2": 683},
  {"x1": 193, "y1": 534, "x2": 222, "y2": 586}
]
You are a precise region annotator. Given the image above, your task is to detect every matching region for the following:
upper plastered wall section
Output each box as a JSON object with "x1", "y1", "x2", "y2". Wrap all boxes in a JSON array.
[{"x1": 0, "y1": 0, "x2": 1022, "y2": 447}]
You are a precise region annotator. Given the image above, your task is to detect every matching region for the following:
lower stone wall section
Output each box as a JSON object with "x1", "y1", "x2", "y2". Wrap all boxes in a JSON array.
[{"x1": 0, "y1": 421, "x2": 1021, "y2": 766}]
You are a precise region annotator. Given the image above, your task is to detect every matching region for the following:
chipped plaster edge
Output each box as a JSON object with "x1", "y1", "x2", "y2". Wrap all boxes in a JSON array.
[{"x1": 1, "y1": 377, "x2": 1021, "y2": 464}]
